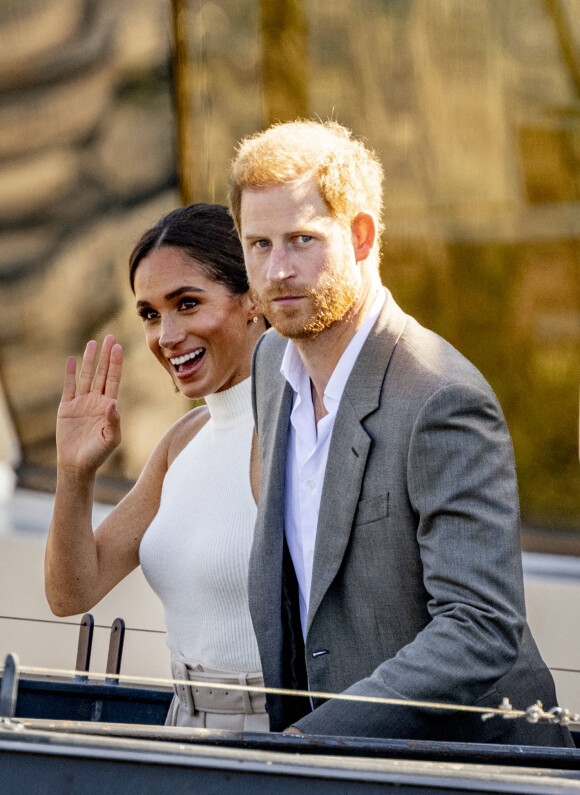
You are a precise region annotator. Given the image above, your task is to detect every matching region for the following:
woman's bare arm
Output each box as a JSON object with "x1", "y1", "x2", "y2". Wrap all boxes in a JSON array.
[{"x1": 44, "y1": 336, "x2": 170, "y2": 616}]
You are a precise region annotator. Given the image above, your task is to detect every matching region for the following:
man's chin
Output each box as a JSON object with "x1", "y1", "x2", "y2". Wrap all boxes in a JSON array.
[
  {"x1": 264, "y1": 305, "x2": 310, "y2": 339},
  {"x1": 268, "y1": 321, "x2": 313, "y2": 340},
  {"x1": 263, "y1": 291, "x2": 354, "y2": 340},
  {"x1": 267, "y1": 315, "x2": 327, "y2": 341}
]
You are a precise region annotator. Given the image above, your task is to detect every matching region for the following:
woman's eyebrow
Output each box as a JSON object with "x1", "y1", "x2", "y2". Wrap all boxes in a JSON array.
[
  {"x1": 165, "y1": 286, "x2": 206, "y2": 300},
  {"x1": 135, "y1": 286, "x2": 206, "y2": 307}
]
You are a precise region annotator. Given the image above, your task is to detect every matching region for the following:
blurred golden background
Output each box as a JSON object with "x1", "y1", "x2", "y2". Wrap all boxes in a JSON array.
[{"x1": 0, "y1": 0, "x2": 578, "y2": 536}]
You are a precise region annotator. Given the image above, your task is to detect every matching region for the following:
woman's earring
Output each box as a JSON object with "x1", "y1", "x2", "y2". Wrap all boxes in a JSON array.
[{"x1": 252, "y1": 316, "x2": 259, "y2": 323}]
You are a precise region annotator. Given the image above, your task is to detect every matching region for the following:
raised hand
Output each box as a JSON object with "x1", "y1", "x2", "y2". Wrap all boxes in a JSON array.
[{"x1": 57, "y1": 335, "x2": 123, "y2": 476}]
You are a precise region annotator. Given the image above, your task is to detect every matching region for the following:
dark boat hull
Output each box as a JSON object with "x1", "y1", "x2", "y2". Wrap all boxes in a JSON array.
[
  {"x1": 2, "y1": 675, "x2": 580, "y2": 793},
  {"x1": 3, "y1": 722, "x2": 580, "y2": 795}
]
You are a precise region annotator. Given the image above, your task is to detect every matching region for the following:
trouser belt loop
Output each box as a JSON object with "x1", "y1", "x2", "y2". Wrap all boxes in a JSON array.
[
  {"x1": 239, "y1": 672, "x2": 254, "y2": 715},
  {"x1": 172, "y1": 659, "x2": 196, "y2": 716}
]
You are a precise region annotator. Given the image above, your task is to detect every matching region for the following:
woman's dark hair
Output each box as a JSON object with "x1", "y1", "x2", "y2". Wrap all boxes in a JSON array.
[{"x1": 129, "y1": 203, "x2": 248, "y2": 295}]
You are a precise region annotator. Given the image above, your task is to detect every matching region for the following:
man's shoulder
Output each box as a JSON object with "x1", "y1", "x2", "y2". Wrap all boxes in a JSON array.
[
  {"x1": 399, "y1": 316, "x2": 490, "y2": 388},
  {"x1": 356, "y1": 293, "x2": 488, "y2": 394},
  {"x1": 251, "y1": 329, "x2": 292, "y2": 434},
  {"x1": 375, "y1": 314, "x2": 502, "y2": 420},
  {"x1": 253, "y1": 328, "x2": 287, "y2": 371},
  {"x1": 251, "y1": 329, "x2": 288, "y2": 412},
  {"x1": 362, "y1": 293, "x2": 498, "y2": 405}
]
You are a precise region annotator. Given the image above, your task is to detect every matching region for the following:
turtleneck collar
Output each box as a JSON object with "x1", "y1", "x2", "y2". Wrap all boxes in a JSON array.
[{"x1": 203, "y1": 376, "x2": 253, "y2": 429}]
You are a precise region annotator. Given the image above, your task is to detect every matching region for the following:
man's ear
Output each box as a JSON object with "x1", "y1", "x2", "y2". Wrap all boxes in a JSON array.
[{"x1": 351, "y1": 212, "x2": 376, "y2": 262}]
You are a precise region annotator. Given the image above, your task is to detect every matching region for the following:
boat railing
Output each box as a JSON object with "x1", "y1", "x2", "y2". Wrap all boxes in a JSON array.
[{"x1": 2, "y1": 612, "x2": 580, "y2": 773}]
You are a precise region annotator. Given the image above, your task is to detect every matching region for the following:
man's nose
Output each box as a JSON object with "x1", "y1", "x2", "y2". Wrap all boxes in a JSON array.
[{"x1": 266, "y1": 244, "x2": 295, "y2": 282}]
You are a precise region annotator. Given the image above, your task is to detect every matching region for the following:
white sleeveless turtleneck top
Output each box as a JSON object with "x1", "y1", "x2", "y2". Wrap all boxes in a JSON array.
[{"x1": 139, "y1": 377, "x2": 261, "y2": 672}]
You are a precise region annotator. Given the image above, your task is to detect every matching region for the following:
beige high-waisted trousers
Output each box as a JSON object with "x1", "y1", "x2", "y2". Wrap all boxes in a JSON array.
[{"x1": 166, "y1": 654, "x2": 269, "y2": 732}]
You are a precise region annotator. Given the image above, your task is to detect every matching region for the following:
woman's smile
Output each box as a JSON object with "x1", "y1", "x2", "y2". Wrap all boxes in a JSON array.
[{"x1": 169, "y1": 346, "x2": 207, "y2": 382}]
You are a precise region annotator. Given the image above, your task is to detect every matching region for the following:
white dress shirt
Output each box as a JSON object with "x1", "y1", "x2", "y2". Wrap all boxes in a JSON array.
[{"x1": 281, "y1": 290, "x2": 385, "y2": 638}]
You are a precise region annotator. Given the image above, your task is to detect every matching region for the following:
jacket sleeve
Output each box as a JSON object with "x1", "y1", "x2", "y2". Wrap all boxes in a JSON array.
[{"x1": 293, "y1": 381, "x2": 526, "y2": 738}]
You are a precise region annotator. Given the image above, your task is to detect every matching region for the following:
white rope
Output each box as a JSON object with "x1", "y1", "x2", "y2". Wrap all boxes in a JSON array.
[{"x1": 3, "y1": 662, "x2": 578, "y2": 726}]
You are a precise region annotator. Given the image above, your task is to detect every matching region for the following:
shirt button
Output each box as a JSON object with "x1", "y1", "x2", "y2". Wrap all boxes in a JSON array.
[
  {"x1": 307, "y1": 480, "x2": 315, "y2": 489},
  {"x1": 308, "y1": 549, "x2": 314, "y2": 559}
]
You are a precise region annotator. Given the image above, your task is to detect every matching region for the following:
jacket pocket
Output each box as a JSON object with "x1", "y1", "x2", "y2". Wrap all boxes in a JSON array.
[{"x1": 353, "y1": 492, "x2": 390, "y2": 526}]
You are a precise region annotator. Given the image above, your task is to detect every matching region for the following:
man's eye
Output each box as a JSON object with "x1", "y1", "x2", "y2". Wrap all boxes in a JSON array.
[
  {"x1": 299, "y1": 235, "x2": 313, "y2": 243},
  {"x1": 255, "y1": 240, "x2": 270, "y2": 248}
]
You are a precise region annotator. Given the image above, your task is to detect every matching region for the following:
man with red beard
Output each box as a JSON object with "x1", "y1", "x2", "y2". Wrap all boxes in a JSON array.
[{"x1": 228, "y1": 120, "x2": 572, "y2": 747}]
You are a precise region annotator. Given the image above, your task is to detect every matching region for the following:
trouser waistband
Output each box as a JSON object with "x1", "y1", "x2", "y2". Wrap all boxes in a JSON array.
[{"x1": 171, "y1": 657, "x2": 266, "y2": 716}]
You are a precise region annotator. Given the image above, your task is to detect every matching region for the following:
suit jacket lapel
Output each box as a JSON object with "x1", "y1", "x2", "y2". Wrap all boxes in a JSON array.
[
  {"x1": 250, "y1": 373, "x2": 293, "y2": 656},
  {"x1": 306, "y1": 290, "x2": 408, "y2": 636},
  {"x1": 250, "y1": 350, "x2": 310, "y2": 728}
]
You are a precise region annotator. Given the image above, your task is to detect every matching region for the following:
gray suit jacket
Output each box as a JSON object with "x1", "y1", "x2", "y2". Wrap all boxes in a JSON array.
[{"x1": 250, "y1": 289, "x2": 572, "y2": 746}]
